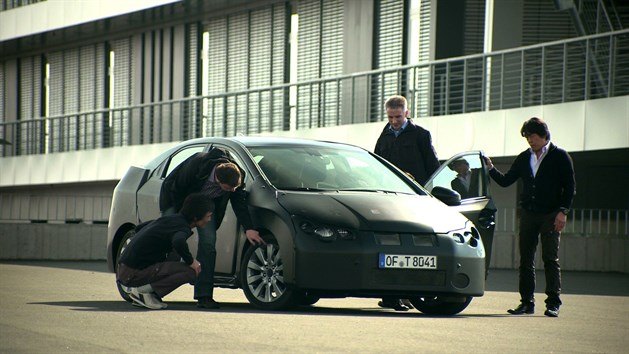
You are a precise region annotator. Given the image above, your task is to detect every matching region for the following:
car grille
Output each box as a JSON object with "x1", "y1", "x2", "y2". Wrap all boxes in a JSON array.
[{"x1": 371, "y1": 269, "x2": 446, "y2": 287}]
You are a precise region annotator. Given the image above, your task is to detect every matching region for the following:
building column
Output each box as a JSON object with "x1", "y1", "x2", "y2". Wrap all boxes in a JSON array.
[{"x1": 341, "y1": 0, "x2": 373, "y2": 125}]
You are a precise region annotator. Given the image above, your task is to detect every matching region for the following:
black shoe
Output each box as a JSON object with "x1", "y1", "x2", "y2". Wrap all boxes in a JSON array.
[
  {"x1": 378, "y1": 299, "x2": 409, "y2": 312},
  {"x1": 507, "y1": 302, "x2": 535, "y2": 315},
  {"x1": 197, "y1": 297, "x2": 220, "y2": 309},
  {"x1": 544, "y1": 306, "x2": 559, "y2": 317},
  {"x1": 400, "y1": 298, "x2": 415, "y2": 310}
]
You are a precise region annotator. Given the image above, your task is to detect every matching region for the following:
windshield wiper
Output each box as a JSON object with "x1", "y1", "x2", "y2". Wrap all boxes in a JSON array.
[
  {"x1": 280, "y1": 187, "x2": 330, "y2": 192},
  {"x1": 336, "y1": 188, "x2": 398, "y2": 194}
]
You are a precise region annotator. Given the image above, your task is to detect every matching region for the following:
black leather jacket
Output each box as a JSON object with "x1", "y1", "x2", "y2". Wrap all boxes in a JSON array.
[{"x1": 159, "y1": 148, "x2": 253, "y2": 230}]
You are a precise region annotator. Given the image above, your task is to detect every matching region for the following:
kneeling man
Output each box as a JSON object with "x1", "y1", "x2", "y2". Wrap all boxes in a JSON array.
[{"x1": 117, "y1": 193, "x2": 213, "y2": 309}]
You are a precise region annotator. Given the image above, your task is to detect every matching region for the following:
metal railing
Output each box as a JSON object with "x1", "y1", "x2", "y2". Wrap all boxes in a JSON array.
[
  {"x1": 0, "y1": 0, "x2": 44, "y2": 12},
  {"x1": 1, "y1": 29, "x2": 628, "y2": 157},
  {"x1": 495, "y1": 207, "x2": 629, "y2": 237}
]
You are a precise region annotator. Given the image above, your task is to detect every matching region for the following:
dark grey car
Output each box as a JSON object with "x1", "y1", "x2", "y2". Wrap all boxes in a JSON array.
[{"x1": 107, "y1": 137, "x2": 495, "y2": 315}]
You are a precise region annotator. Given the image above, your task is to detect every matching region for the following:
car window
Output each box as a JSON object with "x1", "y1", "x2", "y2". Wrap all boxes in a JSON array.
[
  {"x1": 249, "y1": 146, "x2": 418, "y2": 194},
  {"x1": 426, "y1": 152, "x2": 486, "y2": 200},
  {"x1": 164, "y1": 145, "x2": 205, "y2": 178}
]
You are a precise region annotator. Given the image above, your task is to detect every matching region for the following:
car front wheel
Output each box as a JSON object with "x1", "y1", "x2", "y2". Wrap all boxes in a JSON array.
[
  {"x1": 409, "y1": 296, "x2": 473, "y2": 315},
  {"x1": 115, "y1": 229, "x2": 135, "y2": 303},
  {"x1": 240, "y1": 243, "x2": 295, "y2": 310}
]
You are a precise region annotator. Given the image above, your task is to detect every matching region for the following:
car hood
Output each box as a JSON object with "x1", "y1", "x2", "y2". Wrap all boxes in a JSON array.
[{"x1": 276, "y1": 191, "x2": 468, "y2": 233}]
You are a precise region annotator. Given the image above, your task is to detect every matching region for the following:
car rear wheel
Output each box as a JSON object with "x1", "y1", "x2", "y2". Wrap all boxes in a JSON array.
[
  {"x1": 409, "y1": 296, "x2": 473, "y2": 315},
  {"x1": 240, "y1": 243, "x2": 296, "y2": 310},
  {"x1": 115, "y1": 229, "x2": 135, "y2": 303}
]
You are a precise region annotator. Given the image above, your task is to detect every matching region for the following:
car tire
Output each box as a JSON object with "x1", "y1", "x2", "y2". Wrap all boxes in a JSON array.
[
  {"x1": 409, "y1": 296, "x2": 473, "y2": 316},
  {"x1": 240, "y1": 242, "x2": 296, "y2": 310},
  {"x1": 115, "y1": 229, "x2": 135, "y2": 303}
]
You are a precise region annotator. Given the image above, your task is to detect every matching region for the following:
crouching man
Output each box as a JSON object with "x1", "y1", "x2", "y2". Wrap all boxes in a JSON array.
[{"x1": 116, "y1": 193, "x2": 214, "y2": 309}]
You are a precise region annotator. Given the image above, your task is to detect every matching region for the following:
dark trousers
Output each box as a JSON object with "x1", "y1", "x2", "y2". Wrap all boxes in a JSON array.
[
  {"x1": 163, "y1": 206, "x2": 216, "y2": 300},
  {"x1": 518, "y1": 209, "x2": 562, "y2": 307},
  {"x1": 117, "y1": 262, "x2": 196, "y2": 298},
  {"x1": 194, "y1": 217, "x2": 218, "y2": 299}
]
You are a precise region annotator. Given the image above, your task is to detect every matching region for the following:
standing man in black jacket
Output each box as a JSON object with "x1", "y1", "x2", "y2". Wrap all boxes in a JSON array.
[
  {"x1": 485, "y1": 117, "x2": 575, "y2": 317},
  {"x1": 374, "y1": 95, "x2": 440, "y2": 311},
  {"x1": 117, "y1": 193, "x2": 212, "y2": 309},
  {"x1": 160, "y1": 148, "x2": 265, "y2": 309},
  {"x1": 375, "y1": 95, "x2": 440, "y2": 186}
]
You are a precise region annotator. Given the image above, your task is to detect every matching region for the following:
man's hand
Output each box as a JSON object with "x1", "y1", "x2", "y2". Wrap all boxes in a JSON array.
[
  {"x1": 554, "y1": 212, "x2": 567, "y2": 232},
  {"x1": 245, "y1": 229, "x2": 266, "y2": 245},
  {"x1": 190, "y1": 259, "x2": 201, "y2": 276},
  {"x1": 483, "y1": 156, "x2": 494, "y2": 170}
]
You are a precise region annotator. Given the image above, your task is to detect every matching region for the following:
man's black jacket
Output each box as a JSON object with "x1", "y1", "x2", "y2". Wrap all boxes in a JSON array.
[
  {"x1": 119, "y1": 213, "x2": 194, "y2": 269},
  {"x1": 489, "y1": 143, "x2": 575, "y2": 213},
  {"x1": 374, "y1": 119, "x2": 440, "y2": 185},
  {"x1": 159, "y1": 148, "x2": 253, "y2": 230}
]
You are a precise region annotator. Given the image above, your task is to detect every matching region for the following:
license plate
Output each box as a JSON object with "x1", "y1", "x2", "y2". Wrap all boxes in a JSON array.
[{"x1": 378, "y1": 253, "x2": 437, "y2": 269}]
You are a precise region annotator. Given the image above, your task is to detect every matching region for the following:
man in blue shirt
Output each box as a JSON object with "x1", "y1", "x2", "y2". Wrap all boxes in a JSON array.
[{"x1": 374, "y1": 95, "x2": 440, "y2": 311}]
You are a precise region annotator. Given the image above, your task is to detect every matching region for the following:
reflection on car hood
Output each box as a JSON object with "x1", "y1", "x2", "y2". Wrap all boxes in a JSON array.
[{"x1": 277, "y1": 192, "x2": 468, "y2": 233}]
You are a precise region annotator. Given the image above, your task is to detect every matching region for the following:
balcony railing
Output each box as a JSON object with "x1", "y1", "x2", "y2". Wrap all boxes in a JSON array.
[{"x1": 1, "y1": 29, "x2": 628, "y2": 157}]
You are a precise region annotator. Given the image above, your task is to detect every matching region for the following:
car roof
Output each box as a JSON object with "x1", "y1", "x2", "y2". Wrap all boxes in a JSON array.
[
  {"x1": 181, "y1": 136, "x2": 363, "y2": 150},
  {"x1": 143, "y1": 136, "x2": 366, "y2": 169}
]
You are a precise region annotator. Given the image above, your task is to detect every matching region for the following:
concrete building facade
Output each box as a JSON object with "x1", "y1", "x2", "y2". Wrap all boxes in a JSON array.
[{"x1": 1, "y1": 0, "x2": 628, "y2": 271}]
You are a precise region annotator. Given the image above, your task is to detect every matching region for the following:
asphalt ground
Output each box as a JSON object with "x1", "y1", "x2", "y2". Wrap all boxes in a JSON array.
[{"x1": 0, "y1": 261, "x2": 628, "y2": 353}]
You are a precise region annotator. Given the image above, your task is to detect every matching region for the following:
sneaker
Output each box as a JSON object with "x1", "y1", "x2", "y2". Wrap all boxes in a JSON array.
[
  {"x1": 197, "y1": 297, "x2": 220, "y2": 309},
  {"x1": 118, "y1": 282, "x2": 132, "y2": 294},
  {"x1": 128, "y1": 288, "x2": 167, "y2": 310}
]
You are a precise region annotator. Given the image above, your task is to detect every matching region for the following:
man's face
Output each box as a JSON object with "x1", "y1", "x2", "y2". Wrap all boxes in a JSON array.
[
  {"x1": 525, "y1": 133, "x2": 548, "y2": 152},
  {"x1": 218, "y1": 181, "x2": 239, "y2": 192},
  {"x1": 195, "y1": 211, "x2": 213, "y2": 228},
  {"x1": 386, "y1": 107, "x2": 408, "y2": 131},
  {"x1": 452, "y1": 162, "x2": 469, "y2": 175}
]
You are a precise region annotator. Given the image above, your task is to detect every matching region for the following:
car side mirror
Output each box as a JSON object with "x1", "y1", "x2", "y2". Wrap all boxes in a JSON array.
[{"x1": 431, "y1": 186, "x2": 462, "y2": 206}]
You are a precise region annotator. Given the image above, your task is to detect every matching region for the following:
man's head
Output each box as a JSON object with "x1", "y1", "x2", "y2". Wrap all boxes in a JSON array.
[
  {"x1": 448, "y1": 159, "x2": 470, "y2": 175},
  {"x1": 180, "y1": 193, "x2": 215, "y2": 227},
  {"x1": 384, "y1": 95, "x2": 409, "y2": 131},
  {"x1": 520, "y1": 117, "x2": 550, "y2": 152},
  {"x1": 215, "y1": 162, "x2": 242, "y2": 192}
]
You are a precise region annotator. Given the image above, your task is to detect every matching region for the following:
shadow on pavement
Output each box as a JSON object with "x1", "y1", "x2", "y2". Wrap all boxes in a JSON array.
[
  {"x1": 7, "y1": 261, "x2": 628, "y2": 297},
  {"x1": 30, "y1": 300, "x2": 512, "y2": 318}
]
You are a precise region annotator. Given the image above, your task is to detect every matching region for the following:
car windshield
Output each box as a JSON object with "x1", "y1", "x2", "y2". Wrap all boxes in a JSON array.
[{"x1": 248, "y1": 145, "x2": 420, "y2": 195}]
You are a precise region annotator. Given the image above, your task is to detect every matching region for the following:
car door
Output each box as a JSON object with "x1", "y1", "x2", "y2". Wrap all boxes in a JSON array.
[
  {"x1": 136, "y1": 144, "x2": 207, "y2": 223},
  {"x1": 425, "y1": 151, "x2": 496, "y2": 275},
  {"x1": 209, "y1": 144, "x2": 254, "y2": 276}
]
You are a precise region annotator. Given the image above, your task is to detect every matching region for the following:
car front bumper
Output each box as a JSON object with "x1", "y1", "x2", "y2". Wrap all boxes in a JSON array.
[{"x1": 293, "y1": 231, "x2": 485, "y2": 298}]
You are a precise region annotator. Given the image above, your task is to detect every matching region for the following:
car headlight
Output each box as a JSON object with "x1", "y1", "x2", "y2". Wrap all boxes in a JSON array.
[
  {"x1": 297, "y1": 218, "x2": 355, "y2": 242},
  {"x1": 446, "y1": 221, "x2": 480, "y2": 248}
]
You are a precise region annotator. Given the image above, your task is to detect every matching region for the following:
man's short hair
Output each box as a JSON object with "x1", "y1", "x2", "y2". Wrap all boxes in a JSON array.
[
  {"x1": 180, "y1": 193, "x2": 215, "y2": 223},
  {"x1": 448, "y1": 158, "x2": 469, "y2": 170},
  {"x1": 384, "y1": 95, "x2": 408, "y2": 111},
  {"x1": 521, "y1": 117, "x2": 551, "y2": 140},
  {"x1": 215, "y1": 162, "x2": 242, "y2": 187}
]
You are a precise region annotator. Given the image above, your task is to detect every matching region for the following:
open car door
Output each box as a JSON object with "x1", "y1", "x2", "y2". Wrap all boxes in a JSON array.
[{"x1": 425, "y1": 151, "x2": 496, "y2": 276}]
